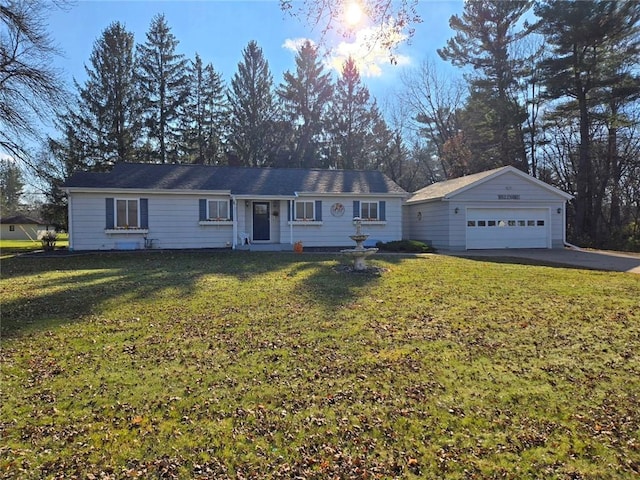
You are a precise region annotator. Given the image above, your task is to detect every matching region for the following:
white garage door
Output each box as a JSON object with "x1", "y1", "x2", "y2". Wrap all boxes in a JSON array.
[{"x1": 466, "y1": 208, "x2": 549, "y2": 249}]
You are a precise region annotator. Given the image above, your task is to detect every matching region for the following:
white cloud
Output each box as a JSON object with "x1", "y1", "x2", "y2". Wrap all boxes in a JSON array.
[
  {"x1": 282, "y1": 37, "x2": 316, "y2": 53},
  {"x1": 326, "y1": 23, "x2": 411, "y2": 78}
]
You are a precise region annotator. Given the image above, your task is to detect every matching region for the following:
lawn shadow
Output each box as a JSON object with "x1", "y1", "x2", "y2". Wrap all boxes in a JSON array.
[
  {"x1": 288, "y1": 252, "x2": 406, "y2": 310},
  {"x1": 1, "y1": 250, "x2": 407, "y2": 337}
]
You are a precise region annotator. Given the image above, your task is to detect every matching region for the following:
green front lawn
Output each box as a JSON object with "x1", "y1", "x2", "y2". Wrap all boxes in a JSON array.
[
  {"x1": 0, "y1": 234, "x2": 69, "y2": 257},
  {"x1": 1, "y1": 251, "x2": 639, "y2": 479}
]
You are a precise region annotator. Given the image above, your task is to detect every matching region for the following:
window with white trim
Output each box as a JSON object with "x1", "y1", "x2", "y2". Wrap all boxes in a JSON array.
[
  {"x1": 116, "y1": 199, "x2": 139, "y2": 228},
  {"x1": 208, "y1": 200, "x2": 229, "y2": 220},
  {"x1": 295, "y1": 201, "x2": 315, "y2": 221},
  {"x1": 360, "y1": 201, "x2": 378, "y2": 220}
]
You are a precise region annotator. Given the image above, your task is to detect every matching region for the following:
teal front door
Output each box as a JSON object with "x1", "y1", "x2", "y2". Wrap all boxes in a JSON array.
[{"x1": 252, "y1": 202, "x2": 270, "y2": 241}]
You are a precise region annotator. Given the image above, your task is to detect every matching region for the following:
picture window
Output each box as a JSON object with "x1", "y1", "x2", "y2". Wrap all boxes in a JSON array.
[
  {"x1": 116, "y1": 199, "x2": 139, "y2": 228},
  {"x1": 360, "y1": 201, "x2": 378, "y2": 220},
  {"x1": 208, "y1": 200, "x2": 229, "y2": 220},
  {"x1": 295, "y1": 201, "x2": 315, "y2": 220}
]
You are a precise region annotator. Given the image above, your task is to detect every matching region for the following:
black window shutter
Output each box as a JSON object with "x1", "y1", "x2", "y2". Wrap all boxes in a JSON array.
[
  {"x1": 287, "y1": 201, "x2": 292, "y2": 221},
  {"x1": 229, "y1": 199, "x2": 234, "y2": 220},
  {"x1": 315, "y1": 200, "x2": 322, "y2": 221},
  {"x1": 105, "y1": 198, "x2": 114, "y2": 229},
  {"x1": 140, "y1": 199, "x2": 149, "y2": 228},
  {"x1": 353, "y1": 200, "x2": 360, "y2": 219},
  {"x1": 379, "y1": 201, "x2": 386, "y2": 221},
  {"x1": 199, "y1": 199, "x2": 207, "y2": 221}
]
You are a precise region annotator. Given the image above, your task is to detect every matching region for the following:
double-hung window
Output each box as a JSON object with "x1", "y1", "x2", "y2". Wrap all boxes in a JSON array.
[
  {"x1": 208, "y1": 200, "x2": 229, "y2": 220},
  {"x1": 360, "y1": 201, "x2": 378, "y2": 220},
  {"x1": 116, "y1": 199, "x2": 139, "y2": 228},
  {"x1": 295, "y1": 201, "x2": 315, "y2": 221}
]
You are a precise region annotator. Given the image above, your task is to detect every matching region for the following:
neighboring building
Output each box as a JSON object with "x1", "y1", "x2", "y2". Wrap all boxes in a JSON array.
[
  {"x1": 63, "y1": 163, "x2": 407, "y2": 251},
  {"x1": 403, "y1": 166, "x2": 572, "y2": 250},
  {"x1": 0, "y1": 215, "x2": 51, "y2": 241}
]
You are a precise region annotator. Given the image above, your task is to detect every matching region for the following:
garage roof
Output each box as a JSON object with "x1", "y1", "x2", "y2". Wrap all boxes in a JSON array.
[{"x1": 406, "y1": 166, "x2": 572, "y2": 204}]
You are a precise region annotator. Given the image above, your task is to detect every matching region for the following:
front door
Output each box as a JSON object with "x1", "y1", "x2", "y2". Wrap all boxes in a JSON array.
[{"x1": 252, "y1": 202, "x2": 270, "y2": 241}]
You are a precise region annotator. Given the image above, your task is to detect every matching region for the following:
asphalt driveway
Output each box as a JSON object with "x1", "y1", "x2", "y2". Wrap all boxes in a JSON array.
[{"x1": 445, "y1": 247, "x2": 640, "y2": 274}]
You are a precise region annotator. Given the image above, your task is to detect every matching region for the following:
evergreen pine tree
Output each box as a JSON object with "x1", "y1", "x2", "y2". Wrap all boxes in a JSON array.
[
  {"x1": 227, "y1": 41, "x2": 279, "y2": 167},
  {"x1": 72, "y1": 22, "x2": 140, "y2": 166},
  {"x1": 438, "y1": 0, "x2": 531, "y2": 172},
  {"x1": 277, "y1": 41, "x2": 333, "y2": 168},
  {"x1": 178, "y1": 54, "x2": 228, "y2": 164},
  {"x1": 534, "y1": 0, "x2": 640, "y2": 243},
  {"x1": 328, "y1": 57, "x2": 376, "y2": 170},
  {"x1": 136, "y1": 14, "x2": 189, "y2": 163}
]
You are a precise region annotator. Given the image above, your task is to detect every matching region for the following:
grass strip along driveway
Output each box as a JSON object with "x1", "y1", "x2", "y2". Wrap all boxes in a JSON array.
[{"x1": 1, "y1": 251, "x2": 639, "y2": 479}]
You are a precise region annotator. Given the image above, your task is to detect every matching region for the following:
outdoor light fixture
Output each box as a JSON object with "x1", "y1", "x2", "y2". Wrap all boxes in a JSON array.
[
  {"x1": 454, "y1": 207, "x2": 459, "y2": 214},
  {"x1": 557, "y1": 208, "x2": 562, "y2": 214}
]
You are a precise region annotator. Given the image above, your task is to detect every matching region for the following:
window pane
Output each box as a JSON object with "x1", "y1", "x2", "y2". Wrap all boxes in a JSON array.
[
  {"x1": 518, "y1": 220, "x2": 525, "y2": 227},
  {"x1": 527, "y1": 220, "x2": 535, "y2": 226},
  {"x1": 369, "y1": 203, "x2": 377, "y2": 219},
  {"x1": 219, "y1": 201, "x2": 228, "y2": 219},
  {"x1": 508, "y1": 220, "x2": 516, "y2": 227},
  {"x1": 488, "y1": 220, "x2": 496, "y2": 227},
  {"x1": 478, "y1": 220, "x2": 486, "y2": 227},
  {"x1": 537, "y1": 220, "x2": 545, "y2": 226},
  {"x1": 296, "y1": 201, "x2": 313, "y2": 220},
  {"x1": 116, "y1": 200, "x2": 127, "y2": 227},
  {"x1": 361, "y1": 202, "x2": 377, "y2": 219},
  {"x1": 127, "y1": 200, "x2": 138, "y2": 227},
  {"x1": 467, "y1": 220, "x2": 476, "y2": 227}
]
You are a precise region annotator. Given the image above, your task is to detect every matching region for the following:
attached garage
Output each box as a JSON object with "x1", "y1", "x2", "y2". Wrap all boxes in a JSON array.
[{"x1": 403, "y1": 166, "x2": 572, "y2": 251}]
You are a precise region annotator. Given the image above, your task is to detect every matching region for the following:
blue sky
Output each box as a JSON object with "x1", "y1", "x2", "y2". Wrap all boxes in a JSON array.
[{"x1": 47, "y1": 0, "x2": 465, "y2": 104}]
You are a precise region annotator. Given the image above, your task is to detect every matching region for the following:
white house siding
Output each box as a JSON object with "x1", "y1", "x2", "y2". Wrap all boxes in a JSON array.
[
  {"x1": 402, "y1": 201, "x2": 450, "y2": 249},
  {"x1": 69, "y1": 192, "x2": 235, "y2": 250},
  {"x1": 69, "y1": 193, "x2": 404, "y2": 250},
  {"x1": 282, "y1": 196, "x2": 404, "y2": 248}
]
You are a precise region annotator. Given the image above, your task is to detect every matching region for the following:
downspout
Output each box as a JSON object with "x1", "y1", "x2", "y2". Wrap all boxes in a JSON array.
[
  {"x1": 67, "y1": 191, "x2": 74, "y2": 251},
  {"x1": 562, "y1": 201, "x2": 580, "y2": 250},
  {"x1": 289, "y1": 199, "x2": 294, "y2": 245},
  {"x1": 232, "y1": 196, "x2": 237, "y2": 250}
]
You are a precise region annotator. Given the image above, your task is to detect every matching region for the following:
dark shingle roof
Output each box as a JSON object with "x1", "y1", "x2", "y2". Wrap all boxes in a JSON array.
[
  {"x1": 64, "y1": 163, "x2": 407, "y2": 196},
  {"x1": 0, "y1": 215, "x2": 45, "y2": 225}
]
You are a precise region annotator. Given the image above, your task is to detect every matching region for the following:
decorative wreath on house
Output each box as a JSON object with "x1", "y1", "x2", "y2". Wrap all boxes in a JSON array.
[{"x1": 330, "y1": 203, "x2": 345, "y2": 217}]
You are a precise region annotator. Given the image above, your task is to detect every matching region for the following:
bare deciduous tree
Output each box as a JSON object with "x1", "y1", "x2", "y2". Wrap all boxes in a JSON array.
[{"x1": 0, "y1": 0, "x2": 67, "y2": 163}]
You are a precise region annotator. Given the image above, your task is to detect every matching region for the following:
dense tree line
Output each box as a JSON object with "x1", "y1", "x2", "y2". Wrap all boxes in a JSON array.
[
  {"x1": 404, "y1": 0, "x2": 639, "y2": 250},
  {"x1": 2, "y1": 1, "x2": 638, "y2": 249}
]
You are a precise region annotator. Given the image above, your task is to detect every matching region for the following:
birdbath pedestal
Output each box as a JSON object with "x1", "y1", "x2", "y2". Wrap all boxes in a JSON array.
[{"x1": 341, "y1": 218, "x2": 378, "y2": 271}]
